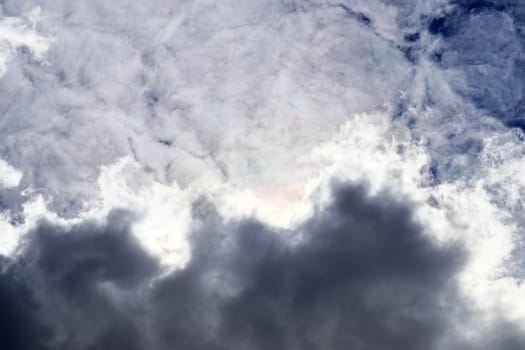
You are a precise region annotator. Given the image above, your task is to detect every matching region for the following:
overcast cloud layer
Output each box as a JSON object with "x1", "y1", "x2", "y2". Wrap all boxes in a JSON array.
[{"x1": 0, "y1": 0, "x2": 525, "y2": 349}]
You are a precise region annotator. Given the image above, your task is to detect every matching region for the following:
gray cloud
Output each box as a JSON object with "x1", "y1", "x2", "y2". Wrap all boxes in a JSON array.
[
  {"x1": 1, "y1": 1, "x2": 525, "y2": 348},
  {"x1": 0, "y1": 183, "x2": 522, "y2": 349},
  {"x1": 0, "y1": 256, "x2": 52, "y2": 350},
  {"x1": 0, "y1": 0, "x2": 414, "y2": 215},
  {"x1": 426, "y1": 0, "x2": 525, "y2": 128},
  {"x1": 13, "y1": 210, "x2": 157, "y2": 350},
  {"x1": 0, "y1": 0, "x2": 523, "y2": 221}
]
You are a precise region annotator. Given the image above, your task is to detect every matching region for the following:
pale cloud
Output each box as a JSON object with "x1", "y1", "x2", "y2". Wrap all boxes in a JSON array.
[
  {"x1": 0, "y1": 1, "x2": 524, "y2": 348},
  {"x1": 0, "y1": 159, "x2": 22, "y2": 188},
  {"x1": 0, "y1": 6, "x2": 51, "y2": 76}
]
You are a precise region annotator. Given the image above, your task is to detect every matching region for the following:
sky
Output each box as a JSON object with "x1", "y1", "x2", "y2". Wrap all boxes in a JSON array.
[{"x1": 0, "y1": 0, "x2": 524, "y2": 349}]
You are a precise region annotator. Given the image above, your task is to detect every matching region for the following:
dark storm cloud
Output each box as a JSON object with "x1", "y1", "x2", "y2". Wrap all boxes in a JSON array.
[
  {"x1": 0, "y1": 183, "x2": 523, "y2": 349},
  {"x1": 0, "y1": 257, "x2": 52, "y2": 349},
  {"x1": 1, "y1": 210, "x2": 158, "y2": 350},
  {"x1": 187, "y1": 185, "x2": 462, "y2": 350}
]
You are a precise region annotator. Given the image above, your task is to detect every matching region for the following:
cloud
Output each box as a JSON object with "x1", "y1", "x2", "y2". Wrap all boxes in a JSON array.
[
  {"x1": 426, "y1": 0, "x2": 525, "y2": 127},
  {"x1": 0, "y1": 257, "x2": 52, "y2": 350},
  {"x1": 0, "y1": 183, "x2": 521, "y2": 349},
  {"x1": 0, "y1": 159, "x2": 22, "y2": 189},
  {"x1": 184, "y1": 184, "x2": 463, "y2": 350},
  {"x1": 15, "y1": 210, "x2": 157, "y2": 350},
  {"x1": 0, "y1": 0, "x2": 413, "y2": 216},
  {"x1": 0, "y1": 6, "x2": 51, "y2": 76},
  {"x1": 0, "y1": 1, "x2": 524, "y2": 348}
]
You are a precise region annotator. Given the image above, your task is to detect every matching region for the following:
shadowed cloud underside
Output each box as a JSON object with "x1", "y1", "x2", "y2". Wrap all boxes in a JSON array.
[{"x1": 0, "y1": 184, "x2": 522, "y2": 349}]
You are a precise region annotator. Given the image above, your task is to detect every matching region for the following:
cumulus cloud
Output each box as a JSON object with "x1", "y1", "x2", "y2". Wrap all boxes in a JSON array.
[
  {"x1": 0, "y1": 184, "x2": 522, "y2": 350},
  {"x1": 0, "y1": 0, "x2": 525, "y2": 348}
]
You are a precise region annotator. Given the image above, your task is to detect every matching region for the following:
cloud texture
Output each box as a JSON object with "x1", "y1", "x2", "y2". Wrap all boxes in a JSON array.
[
  {"x1": 3, "y1": 184, "x2": 521, "y2": 350},
  {"x1": 0, "y1": 0, "x2": 525, "y2": 348}
]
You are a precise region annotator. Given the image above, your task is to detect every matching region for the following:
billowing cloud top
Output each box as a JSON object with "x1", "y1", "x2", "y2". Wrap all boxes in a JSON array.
[{"x1": 0, "y1": 0, "x2": 524, "y2": 349}]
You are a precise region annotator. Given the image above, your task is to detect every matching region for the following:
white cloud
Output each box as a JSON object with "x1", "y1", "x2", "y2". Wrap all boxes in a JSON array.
[
  {"x1": 0, "y1": 0, "x2": 525, "y2": 339},
  {"x1": 0, "y1": 7, "x2": 51, "y2": 76},
  {"x1": 0, "y1": 158, "x2": 22, "y2": 188}
]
